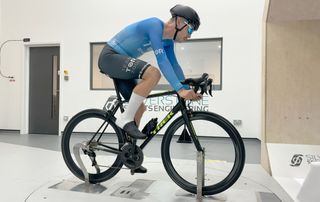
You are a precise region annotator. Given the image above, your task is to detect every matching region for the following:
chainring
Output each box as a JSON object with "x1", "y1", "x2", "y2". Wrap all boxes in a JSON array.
[{"x1": 120, "y1": 143, "x2": 144, "y2": 170}]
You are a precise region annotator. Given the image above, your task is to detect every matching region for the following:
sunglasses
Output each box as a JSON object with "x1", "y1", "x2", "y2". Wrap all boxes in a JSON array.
[{"x1": 184, "y1": 21, "x2": 194, "y2": 35}]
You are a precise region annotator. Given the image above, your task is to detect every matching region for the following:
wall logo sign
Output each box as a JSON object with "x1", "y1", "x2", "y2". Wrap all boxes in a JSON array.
[
  {"x1": 290, "y1": 154, "x2": 303, "y2": 167},
  {"x1": 103, "y1": 95, "x2": 210, "y2": 112},
  {"x1": 290, "y1": 153, "x2": 320, "y2": 167},
  {"x1": 144, "y1": 95, "x2": 210, "y2": 112}
]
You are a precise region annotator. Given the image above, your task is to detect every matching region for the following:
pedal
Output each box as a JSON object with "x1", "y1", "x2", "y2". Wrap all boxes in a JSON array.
[{"x1": 130, "y1": 166, "x2": 147, "y2": 175}]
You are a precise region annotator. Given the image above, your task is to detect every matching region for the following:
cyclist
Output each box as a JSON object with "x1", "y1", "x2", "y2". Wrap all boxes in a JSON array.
[{"x1": 98, "y1": 4, "x2": 202, "y2": 141}]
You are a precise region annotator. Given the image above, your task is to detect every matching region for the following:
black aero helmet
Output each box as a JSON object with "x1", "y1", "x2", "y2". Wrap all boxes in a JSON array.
[{"x1": 170, "y1": 4, "x2": 200, "y2": 31}]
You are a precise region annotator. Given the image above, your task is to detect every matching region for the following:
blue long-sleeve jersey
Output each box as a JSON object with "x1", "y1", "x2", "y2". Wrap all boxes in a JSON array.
[{"x1": 107, "y1": 17, "x2": 187, "y2": 92}]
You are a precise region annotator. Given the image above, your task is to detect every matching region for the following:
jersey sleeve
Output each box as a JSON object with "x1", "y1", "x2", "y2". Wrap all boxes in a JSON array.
[
  {"x1": 142, "y1": 18, "x2": 184, "y2": 92},
  {"x1": 164, "y1": 42, "x2": 190, "y2": 90}
]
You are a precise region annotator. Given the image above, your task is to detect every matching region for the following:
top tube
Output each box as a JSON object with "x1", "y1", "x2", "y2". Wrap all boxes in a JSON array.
[{"x1": 147, "y1": 90, "x2": 176, "y2": 98}]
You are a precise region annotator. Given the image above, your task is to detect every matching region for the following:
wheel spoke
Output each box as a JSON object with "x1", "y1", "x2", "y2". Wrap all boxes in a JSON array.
[
  {"x1": 161, "y1": 112, "x2": 245, "y2": 195},
  {"x1": 61, "y1": 109, "x2": 125, "y2": 184}
]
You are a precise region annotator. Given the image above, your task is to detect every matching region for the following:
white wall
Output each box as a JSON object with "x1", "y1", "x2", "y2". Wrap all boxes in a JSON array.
[
  {"x1": 0, "y1": 0, "x2": 63, "y2": 130},
  {"x1": 0, "y1": 0, "x2": 265, "y2": 139},
  {"x1": 0, "y1": 0, "x2": 1, "y2": 40}
]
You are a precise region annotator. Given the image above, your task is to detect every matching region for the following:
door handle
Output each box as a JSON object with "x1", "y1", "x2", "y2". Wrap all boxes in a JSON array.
[{"x1": 51, "y1": 55, "x2": 58, "y2": 119}]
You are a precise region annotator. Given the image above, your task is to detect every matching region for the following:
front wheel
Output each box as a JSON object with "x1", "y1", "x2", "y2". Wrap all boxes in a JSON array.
[{"x1": 161, "y1": 111, "x2": 245, "y2": 195}]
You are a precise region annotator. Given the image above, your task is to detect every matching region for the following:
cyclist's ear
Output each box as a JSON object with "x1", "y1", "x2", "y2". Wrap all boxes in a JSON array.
[{"x1": 176, "y1": 17, "x2": 184, "y2": 27}]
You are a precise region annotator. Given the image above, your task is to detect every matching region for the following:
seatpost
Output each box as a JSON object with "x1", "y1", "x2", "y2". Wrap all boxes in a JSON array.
[{"x1": 112, "y1": 80, "x2": 125, "y2": 113}]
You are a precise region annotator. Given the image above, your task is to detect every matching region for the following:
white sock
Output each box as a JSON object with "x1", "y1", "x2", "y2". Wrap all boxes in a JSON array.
[{"x1": 116, "y1": 92, "x2": 145, "y2": 128}]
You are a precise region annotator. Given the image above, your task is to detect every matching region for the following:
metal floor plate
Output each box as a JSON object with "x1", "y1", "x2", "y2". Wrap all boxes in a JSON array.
[
  {"x1": 49, "y1": 180, "x2": 107, "y2": 194},
  {"x1": 0, "y1": 142, "x2": 293, "y2": 202},
  {"x1": 111, "y1": 179, "x2": 154, "y2": 200}
]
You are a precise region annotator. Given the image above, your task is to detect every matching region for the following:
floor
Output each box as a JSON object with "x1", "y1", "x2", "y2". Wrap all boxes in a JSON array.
[
  {"x1": 0, "y1": 131, "x2": 293, "y2": 202},
  {"x1": 0, "y1": 131, "x2": 261, "y2": 163}
]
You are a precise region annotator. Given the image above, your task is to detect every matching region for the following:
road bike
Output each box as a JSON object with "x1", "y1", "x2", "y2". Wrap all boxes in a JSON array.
[{"x1": 61, "y1": 73, "x2": 245, "y2": 195}]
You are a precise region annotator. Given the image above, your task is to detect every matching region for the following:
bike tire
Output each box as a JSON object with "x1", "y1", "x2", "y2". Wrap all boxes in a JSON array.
[
  {"x1": 61, "y1": 109, "x2": 125, "y2": 183},
  {"x1": 161, "y1": 111, "x2": 245, "y2": 195}
]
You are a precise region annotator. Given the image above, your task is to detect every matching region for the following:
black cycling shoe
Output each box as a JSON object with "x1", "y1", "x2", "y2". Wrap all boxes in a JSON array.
[
  {"x1": 133, "y1": 165, "x2": 147, "y2": 174},
  {"x1": 123, "y1": 121, "x2": 147, "y2": 139}
]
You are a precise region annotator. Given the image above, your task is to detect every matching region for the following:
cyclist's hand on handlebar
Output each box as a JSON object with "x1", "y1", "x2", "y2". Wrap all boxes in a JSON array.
[{"x1": 178, "y1": 89, "x2": 203, "y2": 101}]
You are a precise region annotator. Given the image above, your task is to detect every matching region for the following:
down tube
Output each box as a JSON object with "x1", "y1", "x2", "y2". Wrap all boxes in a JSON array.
[
  {"x1": 181, "y1": 109, "x2": 203, "y2": 152},
  {"x1": 140, "y1": 104, "x2": 181, "y2": 150}
]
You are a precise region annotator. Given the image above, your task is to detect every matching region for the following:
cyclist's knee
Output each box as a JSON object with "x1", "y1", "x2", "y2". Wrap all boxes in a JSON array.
[{"x1": 143, "y1": 66, "x2": 161, "y2": 81}]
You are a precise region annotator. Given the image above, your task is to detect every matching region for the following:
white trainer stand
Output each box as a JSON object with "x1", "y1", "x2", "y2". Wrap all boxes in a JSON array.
[
  {"x1": 297, "y1": 162, "x2": 320, "y2": 202},
  {"x1": 72, "y1": 142, "x2": 107, "y2": 193},
  {"x1": 197, "y1": 148, "x2": 205, "y2": 201}
]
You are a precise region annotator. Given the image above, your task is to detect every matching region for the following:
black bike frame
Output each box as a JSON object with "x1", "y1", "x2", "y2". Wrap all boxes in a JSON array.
[{"x1": 105, "y1": 89, "x2": 204, "y2": 152}]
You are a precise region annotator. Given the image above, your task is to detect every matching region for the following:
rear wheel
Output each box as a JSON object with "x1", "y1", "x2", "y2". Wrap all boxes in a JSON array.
[
  {"x1": 61, "y1": 109, "x2": 125, "y2": 183},
  {"x1": 161, "y1": 111, "x2": 245, "y2": 195}
]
